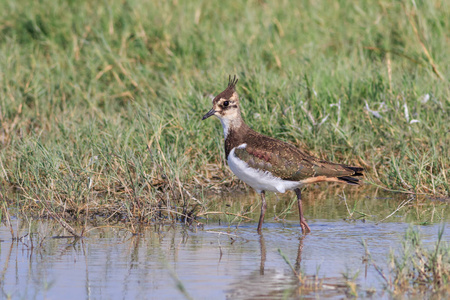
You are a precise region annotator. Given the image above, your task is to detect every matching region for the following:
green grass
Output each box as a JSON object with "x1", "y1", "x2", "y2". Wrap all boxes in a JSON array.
[
  {"x1": 389, "y1": 226, "x2": 449, "y2": 294},
  {"x1": 363, "y1": 226, "x2": 449, "y2": 297},
  {"x1": 0, "y1": 0, "x2": 449, "y2": 221}
]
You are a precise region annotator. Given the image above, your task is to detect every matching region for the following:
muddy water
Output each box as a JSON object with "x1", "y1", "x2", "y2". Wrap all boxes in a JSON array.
[{"x1": 1, "y1": 190, "x2": 449, "y2": 299}]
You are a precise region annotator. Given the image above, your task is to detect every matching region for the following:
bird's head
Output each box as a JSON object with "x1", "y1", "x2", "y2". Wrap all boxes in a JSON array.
[{"x1": 202, "y1": 75, "x2": 241, "y2": 122}]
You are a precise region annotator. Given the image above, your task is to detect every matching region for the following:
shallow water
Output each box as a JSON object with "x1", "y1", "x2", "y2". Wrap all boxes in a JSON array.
[{"x1": 1, "y1": 190, "x2": 449, "y2": 299}]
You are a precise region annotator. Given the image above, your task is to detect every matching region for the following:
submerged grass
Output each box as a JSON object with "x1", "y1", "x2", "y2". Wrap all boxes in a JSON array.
[
  {"x1": 363, "y1": 226, "x2": 450, "y2": 298},
  {"x1": 279, "y1": 227, "x2": 449, "y2": 298},
  {"x1": 0, "y1": 0, "x2": 449, "y2": 223},
  {"x1": 389, "y1": 226, "x2": 449, "y2": 295}
]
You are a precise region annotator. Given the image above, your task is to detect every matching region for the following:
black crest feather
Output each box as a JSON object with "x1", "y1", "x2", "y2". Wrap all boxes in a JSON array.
[
  {"x1": 213, "y1": 75, "x2": 239, "y2": 102},
  {"x1": 228, "y1": 75, "x2": 238, "y2": 89}
]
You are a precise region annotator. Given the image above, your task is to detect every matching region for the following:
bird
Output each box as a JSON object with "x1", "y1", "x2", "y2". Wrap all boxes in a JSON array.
[{"x1": 202, "y1": 76, "x2": 364, "y2": 234}]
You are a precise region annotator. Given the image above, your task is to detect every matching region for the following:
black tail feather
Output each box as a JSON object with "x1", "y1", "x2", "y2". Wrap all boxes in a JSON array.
[
  {"x1": 345, "y1": 166, "x2": 364, "y2": 177},
  {"x1": 337, "y1": 176, "x2": 361, "y2": 185},
  {"x1": 338, "y1": 166, "x2": 364, "y2": 185}
]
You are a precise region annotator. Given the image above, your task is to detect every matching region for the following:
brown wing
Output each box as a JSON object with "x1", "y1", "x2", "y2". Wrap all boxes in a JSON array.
[{"x1": 233, "y1": 132, "x2": 357, "y2": 181}]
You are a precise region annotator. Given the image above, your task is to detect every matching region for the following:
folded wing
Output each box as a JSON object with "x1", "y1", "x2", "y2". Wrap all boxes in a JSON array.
[{"x1": 233, "y1": 134, "x2": 363, "y2": 183}]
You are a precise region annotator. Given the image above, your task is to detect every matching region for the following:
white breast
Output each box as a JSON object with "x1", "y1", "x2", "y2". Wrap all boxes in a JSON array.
[{"x1": 227, "y1": 144, "x2": 302, "y2": 194}]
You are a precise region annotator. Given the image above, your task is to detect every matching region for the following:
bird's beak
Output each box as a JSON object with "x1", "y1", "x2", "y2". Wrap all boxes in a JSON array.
[{"x1": 202, "y1": 108, "x2": 216, "y2": 120}]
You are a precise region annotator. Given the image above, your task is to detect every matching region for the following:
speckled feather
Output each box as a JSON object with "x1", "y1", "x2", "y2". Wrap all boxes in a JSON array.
[{"x1": 225, "y1": 123, "x2": 359, "y2": 181}]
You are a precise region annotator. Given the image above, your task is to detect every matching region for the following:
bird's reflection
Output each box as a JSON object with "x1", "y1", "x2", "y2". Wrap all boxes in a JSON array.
[
  {"x1": 259, "y1": 233, "x2": 305, "y2": 275},
  {"x1": 228, "y1": 233, "x2": 307, "y2": 299},
  {"x1": 295, "y1": 235, "x2": 304, "y2": 274},
  {"x1": 259, "y1": 233, "x2": 305, "y2": 276},
  {"x1": 259, "y1": 234, "x2": 266, "y2": 275}
]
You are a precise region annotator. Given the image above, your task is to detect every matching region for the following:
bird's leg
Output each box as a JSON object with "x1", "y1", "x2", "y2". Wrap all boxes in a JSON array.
[
  {"x1": 295, "y1": 188, "x2": 311, "y2": 234},
  {"x1": 257, "y1": 191, "x2": 267, "y2": 233}
]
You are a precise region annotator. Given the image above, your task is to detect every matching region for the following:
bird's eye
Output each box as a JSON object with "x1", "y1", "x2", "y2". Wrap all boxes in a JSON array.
[{"x1": 223, "y1": 101, "x2": 229, "y2": 107}]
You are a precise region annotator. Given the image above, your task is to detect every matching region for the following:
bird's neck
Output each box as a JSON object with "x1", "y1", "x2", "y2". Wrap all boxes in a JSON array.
[
  {"x1": 219, "y1": 114, "x2": 246, "y2": 139},
  {"x1": 222, "y1": 116, "x2": 253, "y2": 158}
]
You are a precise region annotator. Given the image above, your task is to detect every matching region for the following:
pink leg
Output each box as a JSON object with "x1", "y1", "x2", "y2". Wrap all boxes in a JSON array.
[
  {"x1": 257, "y1": 191, "x2": 267, "y2": 233},
  {"x1": 295, "y1": 188, "x2": 311, "y2": 234}
]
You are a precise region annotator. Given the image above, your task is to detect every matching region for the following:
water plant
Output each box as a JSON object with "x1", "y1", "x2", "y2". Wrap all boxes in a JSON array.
[
  {"x1": 389, "y1": 226, "x2": 449, "y2": 295},
  {"x1": 363, "y1": 226, "x2": 449, "y2": 297}
]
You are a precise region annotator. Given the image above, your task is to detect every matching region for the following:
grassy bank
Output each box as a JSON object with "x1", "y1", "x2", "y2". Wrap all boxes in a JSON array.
[{"x1": 0, "y1": 0, "x2": 449, "y2": 221}]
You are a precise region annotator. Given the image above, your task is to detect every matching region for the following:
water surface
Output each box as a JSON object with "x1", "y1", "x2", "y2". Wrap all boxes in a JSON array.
[{"x1": 1, "y1": 190, "x2": 448, "y2": 299}]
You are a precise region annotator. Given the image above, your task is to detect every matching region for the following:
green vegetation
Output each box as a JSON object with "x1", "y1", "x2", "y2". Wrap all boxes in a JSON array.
[
  {"x1": 0, "y1": 0, "x2": 449, "y2": 222},
  {"x1": 363, "y1": 226, "x2": 449, "y2": 298},
  {"x1": 389, "y1": 227, "x2": 449, "y2": 294},
  {"x1": 278, "y1": 226, "x2": 450, "y2": 297}
]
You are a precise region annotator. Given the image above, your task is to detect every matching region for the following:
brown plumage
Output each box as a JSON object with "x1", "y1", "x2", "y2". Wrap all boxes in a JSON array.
[
  {"x1": 226, "y1": 123, "x2": 363, "y2": 183},
  {"x1": 202, "y1": 75, "x2": 364, "y2": 234}
]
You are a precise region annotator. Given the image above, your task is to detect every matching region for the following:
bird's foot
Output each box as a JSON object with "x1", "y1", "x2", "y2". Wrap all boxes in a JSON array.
[{"x1": 300, "y1": 218, "x2": 311, "y2": 234}]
